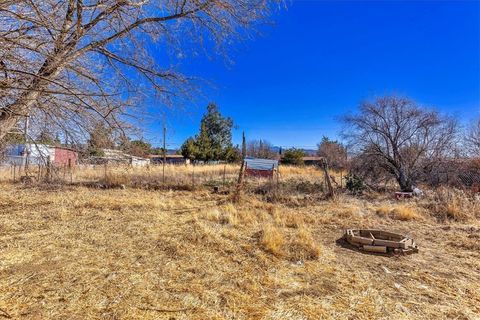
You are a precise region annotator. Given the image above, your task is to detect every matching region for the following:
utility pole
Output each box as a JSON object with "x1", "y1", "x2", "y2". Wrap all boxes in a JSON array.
[{"x1": 162, "y1": 125, "x2": 166, "y2": 184}]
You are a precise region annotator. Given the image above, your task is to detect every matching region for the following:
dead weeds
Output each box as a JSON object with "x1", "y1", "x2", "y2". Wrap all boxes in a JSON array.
[{"x1": 0, "y1": 183, "x2": 479, "y2": 319}]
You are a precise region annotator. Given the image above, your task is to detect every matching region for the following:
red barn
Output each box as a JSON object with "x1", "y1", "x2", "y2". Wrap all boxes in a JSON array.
[{"x1": 53, "y1": 147, "x2": 78, "y2": 167}]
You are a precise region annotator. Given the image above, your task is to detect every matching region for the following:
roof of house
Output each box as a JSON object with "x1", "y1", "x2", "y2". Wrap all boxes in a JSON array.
[
  {"x1": 148, "y1": 154, "x2": 184, "y2": 159},
  {"x1": 244, "y1": 157, "x2": 279, "y2": 170},
  {"x1": 101, "y1": 149, "x2": 149, "y2": 161},
  {"x1": 7, "y1": 143, "x2": 78, "y2": 153},
  {"x1": 302, "y1": 156, "x2": 323, "y2": 161}
]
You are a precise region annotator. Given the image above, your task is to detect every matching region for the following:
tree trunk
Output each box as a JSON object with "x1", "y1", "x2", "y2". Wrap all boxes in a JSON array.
[
  {"x1": 397, "y1": 170, "x2": 413, "y2": 192},
  {"x1": 0, "y1": 50, "x2": 69, "y2": 141}
]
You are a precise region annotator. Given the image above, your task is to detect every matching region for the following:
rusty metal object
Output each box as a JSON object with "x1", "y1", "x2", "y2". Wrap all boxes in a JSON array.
[{"x1": 344, "y1": 229, "x2": 418, "y2": 255}]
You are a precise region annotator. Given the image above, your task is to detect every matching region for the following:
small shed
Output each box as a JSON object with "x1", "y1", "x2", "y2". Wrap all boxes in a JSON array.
[
  {"x1": 4, "y1": 144, "x2": 78, "y2": 167},
  {"x1": 53, "y1": 147, "x2": 78, "y2": 167},
  {"x1": 244, "y1": 157, "x2": 279, "y2": 178}
]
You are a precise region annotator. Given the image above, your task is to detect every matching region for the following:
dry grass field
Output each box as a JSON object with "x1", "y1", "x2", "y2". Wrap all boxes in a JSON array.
[{"x1": 0, "y1": 165, "x2": 479, "y2": 319}]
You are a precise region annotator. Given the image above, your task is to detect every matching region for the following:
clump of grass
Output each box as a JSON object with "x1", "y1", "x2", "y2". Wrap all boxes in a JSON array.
[
  {"x1": 336, "y1": 207, "x2": 356, "y2": 219},
  {"x1": 391, "y1": 205, "x2": 420, "y2": 221},
  {"x1": 287, "y1": 227, "x2": 321, "y2": 261},
  {"x1": 200, "y1": 204, "x2": 238, "y2": 225},
  {"x1": 375, "y1": 205, "x2": 391, "y2": 216},
  {"x1": 445, "y1": 200, "x2": 463, "y2": 220},
  {"x1": 260, "y1": 224, "x2": 285, "y2": 256},
  {"x1": 272, "y1": 209, "x2": 303, "y2": 228},
  {"x1": 260, "y1": 224, "x2": 321, "y2": 261},
  {"x1": 375, "y1": 205, "x2": 420, "y2": 221}
]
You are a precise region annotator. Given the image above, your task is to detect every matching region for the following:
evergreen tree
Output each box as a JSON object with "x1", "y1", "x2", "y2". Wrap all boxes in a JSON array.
[
  {"x1": 180, "y1": 103, "x2": 235, "y2": 162},
  {"x1": 180, "y1": 138, "x2": 198, "y2": 161},
  {"x1": 282, "y1": 148, "x2": 306, "y2": 165},
  {"x1": 195, "y1": 122, "x2": 214, "y2": 161}
]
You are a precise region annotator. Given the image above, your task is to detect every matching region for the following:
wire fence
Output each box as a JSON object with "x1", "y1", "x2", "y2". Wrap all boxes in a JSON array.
[{"x1": 0, "y1": 162, "x2": 345, "y2": 197}]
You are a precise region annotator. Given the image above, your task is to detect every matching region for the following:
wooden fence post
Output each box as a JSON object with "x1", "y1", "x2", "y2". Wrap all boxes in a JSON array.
[
  {"x1": 46, "y1": 157, "x2": 51, "y2": 182},
  {"x1": 192, "y1": 165, "x2": 195, "y2": 187},
  {"x1": 223, "y1": 164, "x2": 226, "y2": 186},
  {"x1": 321, "y1": 158, "x2": 335, "y2": 200},
  {"x1": 233, "y1": 132, "x2": 247, "y2": 203}
]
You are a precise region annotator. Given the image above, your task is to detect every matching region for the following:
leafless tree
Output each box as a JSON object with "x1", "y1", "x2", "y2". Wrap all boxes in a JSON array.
[
  {"x1": 0, "y1": 0, "x2": 277, "y2": 142},
  {"x1": 343, "y1": 96, "x2": 458, "y2": 191},
  {"x1": 316, "y1": 136, "x2": 347, "y2": 170},
  {"x1": 247, "y1": 139, "x2": 277, "y2": 159},
  {"x1": 465, "y1": 118, "x2": 480, "y2": 157}
]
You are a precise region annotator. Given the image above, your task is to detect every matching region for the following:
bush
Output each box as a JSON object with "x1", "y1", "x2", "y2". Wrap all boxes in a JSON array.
[
  {"x1": 282, "y1": 148, "x2": 305, "y2": 166},
  {"x1": 346, "y1": 174, "x2": 364, "y2": 194}
]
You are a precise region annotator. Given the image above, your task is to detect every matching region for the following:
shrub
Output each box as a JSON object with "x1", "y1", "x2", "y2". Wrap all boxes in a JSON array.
[
  {"x1": 281, "y1": 148, "x2": 306, "y2": 166},
  {"x1": 346, "y1": 174, "x2": 365, "y2": 194}
]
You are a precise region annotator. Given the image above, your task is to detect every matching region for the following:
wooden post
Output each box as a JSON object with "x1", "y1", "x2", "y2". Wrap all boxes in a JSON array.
[
  {"x1": 46, "y1": 157, "x2": 51, "y2": 182},
  {"x1": 163, "y1": 126, "x2": 166, "y2": 185},
  {"x1": 192, "y1": 165, "x2": 195, "y2": 187},
  {"x1": 223, "y1": 164, "x2": 226, "y2": 186},
  {"x1": 233, "y1": 132, "x2": 247, "y2": 203},
  {"x1": 321, "y1": 158, "x2": 335, "y2": 200}
]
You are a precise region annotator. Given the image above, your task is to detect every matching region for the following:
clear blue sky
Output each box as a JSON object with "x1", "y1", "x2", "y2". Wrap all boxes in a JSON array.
[{"x1": 143, "y1": 0, "x2": 480, "y2": 150}]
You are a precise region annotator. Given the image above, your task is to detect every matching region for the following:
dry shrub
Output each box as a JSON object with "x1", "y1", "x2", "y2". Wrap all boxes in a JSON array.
[
  {"x1": 424, "y1": 188, "x2": 478, "y2": 221},
  {"x1": 260, "y1": 224, "x2": 285, "y2": 256}
]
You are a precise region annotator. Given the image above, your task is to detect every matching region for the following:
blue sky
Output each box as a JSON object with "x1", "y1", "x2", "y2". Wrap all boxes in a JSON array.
[{"x1": 143, "y1": 0, "x2": 480, "y2": 149}]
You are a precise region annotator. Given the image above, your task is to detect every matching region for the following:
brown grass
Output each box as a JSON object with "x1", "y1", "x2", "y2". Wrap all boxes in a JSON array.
[
  {"x1": 375, "y1": 204, "x2": 421, "y2": 221},
  {"x1": 260, "y1": 224, "x2": 285, "y2": 256},
  {"x1": 0, "y1": 166, "x2": 479, "y2": 319},
  {"x1": 391, "y1": 205, "x2": 421, "y2": 221}
]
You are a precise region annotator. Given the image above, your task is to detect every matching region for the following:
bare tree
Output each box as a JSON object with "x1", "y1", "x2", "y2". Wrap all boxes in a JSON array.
[
  {"x1": 316, "y1": 136, "x2": 347, "y2": 170},
  {"x1": 247, "y1": 139, "x2": 277, "y2": 159},
  {"x1": 465, "y1": 118, "x2": 480, "y2": 157},
  {"x1": 343, "y1": 96, "x2": 457, "y2": 191},
  {"x1": 0, "y1": 0, "x2": 277, "y2": 141}
]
